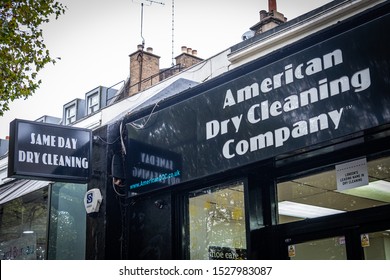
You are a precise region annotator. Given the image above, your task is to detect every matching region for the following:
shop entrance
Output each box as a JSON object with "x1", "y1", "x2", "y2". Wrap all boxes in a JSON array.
[
  {"x1": 278, "y1": 211, "x2": 390, "y2": 260},
  {"x1": 276, "y1": 153, "x2": 390, "y2": 260},
  {"x1": 187, "y1": 181, "x2": 248, "y2": 260}
]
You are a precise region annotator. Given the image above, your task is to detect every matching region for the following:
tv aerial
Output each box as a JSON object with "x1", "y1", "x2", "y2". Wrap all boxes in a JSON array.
[{"x1": 132, "y1": 0, "x2": 165, "y2": 48}]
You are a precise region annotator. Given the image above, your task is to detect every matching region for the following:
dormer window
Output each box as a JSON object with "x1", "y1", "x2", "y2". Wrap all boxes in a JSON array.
[
  {"x1": 87, "y1": 92, "x2": 100, "y2": 114},
  {"x1": 62, "y1": 99, "x2": 85, "y2": 125},
  {"x1": 65, "y1": 104, "x2": 76, "y2": 125}
]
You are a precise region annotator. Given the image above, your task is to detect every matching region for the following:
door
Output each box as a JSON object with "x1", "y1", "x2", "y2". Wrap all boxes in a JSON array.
[
  {"x1": 361, "y1": 229, "x2": 390, "y2": 260},
  {"x1": 186, "y1": 181, "x2": 248, "y2": 260},
  {"x1": 276, "y1": 153, "x2": 390, "y2": 260},
  {"x1": 287, "y1": 236, "x2": 347, "y2": 260}
]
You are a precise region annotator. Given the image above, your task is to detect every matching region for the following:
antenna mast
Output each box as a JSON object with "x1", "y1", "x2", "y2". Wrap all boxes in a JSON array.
[
  {"x1": 171, "y1": 0, "x2": 175, "y2": 66},
  {"x1": 137, "y1": 0, "x2": 165, "y2": 48}
]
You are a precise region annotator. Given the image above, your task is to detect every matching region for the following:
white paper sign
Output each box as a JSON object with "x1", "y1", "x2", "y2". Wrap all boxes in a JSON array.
[{"x1": 336, "y1": 158, "x2": 369, "y2": 191}]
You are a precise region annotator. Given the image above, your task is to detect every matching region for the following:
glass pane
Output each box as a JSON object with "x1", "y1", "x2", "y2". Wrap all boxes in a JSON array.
[
  {"x1": 188, "y1": 182, "x2": 247, "y2": 260},
  {"x1": 66, "y1": 106, "x2": 76, "y2": 124},
  {"x1": 88, "y1": 94, "x2": 99, "y2": 114},
  {"x1": 362, "y1": 230, "x2": 390, "y2": 260},
  {"x1": 0, "y1": 186, "x2": 49, "y2": 260},
  {"x1": 289, "y1": 236, "x2": 347, "y2": 260},
  {"x1": 277, "y1": 155, "x2": 390, "y2": 224},
  {"x1": 47, "y1": 182, "x2": 87, "y2": 260}
]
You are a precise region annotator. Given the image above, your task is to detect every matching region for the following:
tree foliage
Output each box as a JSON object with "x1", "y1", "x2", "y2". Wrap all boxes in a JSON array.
[{"x1": 0, "y1": 0, "x2": 66, "y2": 116}]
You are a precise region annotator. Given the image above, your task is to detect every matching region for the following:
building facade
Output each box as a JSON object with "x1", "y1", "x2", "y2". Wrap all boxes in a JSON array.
[{"x1": 1, "y1": 0, "x2": 390, "y2": 260}]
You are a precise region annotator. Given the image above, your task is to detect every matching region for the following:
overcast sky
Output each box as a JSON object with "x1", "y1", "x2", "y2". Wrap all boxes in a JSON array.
[{"x1": 0, "y1": 0, "x2": 333, "y2": 138}]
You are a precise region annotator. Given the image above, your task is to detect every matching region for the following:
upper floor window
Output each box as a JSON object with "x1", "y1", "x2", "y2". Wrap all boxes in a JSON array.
[
  {"x1": 65, "y1": 105, "x2": 76, "y2": 125},
  {"x1": 87, "y1": 92, "x2": 99, "y2": 115}
]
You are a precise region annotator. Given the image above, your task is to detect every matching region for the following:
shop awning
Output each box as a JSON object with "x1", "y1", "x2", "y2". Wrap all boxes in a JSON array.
[{"x1": 0, "y1": 179, "x2": 51, "y2": 205}]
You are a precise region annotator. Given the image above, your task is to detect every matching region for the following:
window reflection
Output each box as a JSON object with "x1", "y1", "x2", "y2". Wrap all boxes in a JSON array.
[
  {"x1": 289, "y1": 236, "x2": 347, "y2": 260},
  {"x1": 0, "y1": 186, "x2": 49, "y2": 260},
  {"x1": 188, "y1": 182, "x2": 247, "y2": 260},
  {"x1": 363, "y1": 230, "x2": 390, "y2": 260},
  {"x1": 277, "y1": 156, "x2": 390, "y2": 224},
  {"x1": 48, "y1": 182, "x2": 86, "y2": 260}
]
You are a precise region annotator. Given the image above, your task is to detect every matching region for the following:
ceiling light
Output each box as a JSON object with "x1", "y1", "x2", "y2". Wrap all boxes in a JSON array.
[
  {"x1": 340, "y1": 180, "x2": 390, "y2": 203},
  {"x1": 278, "y1": 201, "x2": 345, "y2": 219}
]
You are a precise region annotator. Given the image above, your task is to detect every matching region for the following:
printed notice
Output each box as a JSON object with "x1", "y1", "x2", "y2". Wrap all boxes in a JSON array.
[
  {"x1": 336, "y1": 158, "x2": 369, "y2": 191},
  {"x1": 361, "y1": 234, "x2": 370, "y2": 247}
]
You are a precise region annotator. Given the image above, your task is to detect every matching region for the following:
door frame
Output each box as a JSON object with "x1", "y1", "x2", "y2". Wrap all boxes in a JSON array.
[{"x1": 274, "y1": 204, "x2": 390, "y2": 259}]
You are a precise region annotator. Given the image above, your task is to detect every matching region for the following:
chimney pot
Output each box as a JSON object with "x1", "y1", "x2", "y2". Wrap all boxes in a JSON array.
[
  {"x1": 192, "y1": 50, "x2": 197, "y2": 56},
  {"x1": 137, "y1": 44, "x2": 144, "y2": 51},
  {"x1": 181, "y1": 46, "x2": 187, "y2": 53},
  {"x1": 187, "y1": 47, "x2": 192, "y2": 54},
  {"x1": 269, "y1": 0, "x2": 277, "y2": 12},
  {"x1": 260, "y1": 10, "x2": 267, "y2": 20},
  {"x1": 146, "y1": 47, "x2": 153, "y2": 53}
]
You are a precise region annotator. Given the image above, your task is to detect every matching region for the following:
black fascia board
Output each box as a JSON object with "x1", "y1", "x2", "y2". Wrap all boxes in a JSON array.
[{"x1": 122, "y1": 0, "x2": 390, "y2": 126}]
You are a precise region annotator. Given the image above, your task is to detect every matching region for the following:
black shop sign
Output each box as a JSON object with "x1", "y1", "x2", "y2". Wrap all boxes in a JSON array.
[
  {"x1": 8, "y1": 119, "x2": 92, "y2": 183},
  {"x1": 127, "y1": 13, "x2": 390, "y2": 189},
  {"x1": 126, "y1": 140, "x2": 182, "y2": 194}
]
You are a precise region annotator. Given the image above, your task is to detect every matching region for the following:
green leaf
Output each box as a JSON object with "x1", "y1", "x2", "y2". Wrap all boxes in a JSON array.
[{"x1": 0, "y1": 0, "x2": 66, "y2": 115}]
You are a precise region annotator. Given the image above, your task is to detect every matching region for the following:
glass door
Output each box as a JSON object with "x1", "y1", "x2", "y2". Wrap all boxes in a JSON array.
[
  {"x1": 187, "y1": 181, "x2": 247, "y2": 260},
  {"x1": 276, "y1": 153, "x2": 390, "y2": 260},
  {"x1": 277, "y1": 155, "x2": 390, "y2": 224},
  {"x1": 288, "y1": 236, "x2": 347, "y2": 260},
  {"x1": 362, "y1": 229, "x2": 390, "y2": 260}
]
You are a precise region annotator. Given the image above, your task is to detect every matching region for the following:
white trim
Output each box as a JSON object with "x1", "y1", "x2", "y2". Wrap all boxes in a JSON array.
[{"x1": 228, "y1": 0, "x2": 386, "y2": 67}]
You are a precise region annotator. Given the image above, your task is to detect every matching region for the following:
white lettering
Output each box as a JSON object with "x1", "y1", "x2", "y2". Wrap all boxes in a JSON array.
[
  {"x1": 223, "y1": 90, "x2": 236, "y2": 109},
  {"x1": 206, "y1": 120, "x2": 220, "y2": 140},
  {"x1": 351, "y1": 68, "x2": 371, "y2": 92},
  {"x1": 221, "y1": 109, "x2": 345, "y2": 159},
  {"x1": 29, "y1": 134, "x2": 78, "y2": 149},
  {"x1": 231, "y1": 114, "x2": 243, "y2": 133}
]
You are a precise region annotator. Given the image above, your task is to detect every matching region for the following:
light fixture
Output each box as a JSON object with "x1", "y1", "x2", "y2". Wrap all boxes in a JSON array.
[
  {"x1": 339, "y1": 180, "x2": 390, "y2": 203},
  {"x1": 278, "y1": 201, "x2": 345, "y2": 219},
  {"x1": 23, "y1": 230, "x2": 34, "y2": 234}
]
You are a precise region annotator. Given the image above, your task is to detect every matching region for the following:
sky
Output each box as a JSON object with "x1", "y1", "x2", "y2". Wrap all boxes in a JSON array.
[{"x1": 0, "y1": 0, "x2": 333, "y2": 138}]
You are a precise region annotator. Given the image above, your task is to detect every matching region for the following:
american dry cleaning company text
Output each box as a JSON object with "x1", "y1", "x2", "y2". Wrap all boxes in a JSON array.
[{"x1": 205, "y1": 49, "x2": 371, "y2": 159}]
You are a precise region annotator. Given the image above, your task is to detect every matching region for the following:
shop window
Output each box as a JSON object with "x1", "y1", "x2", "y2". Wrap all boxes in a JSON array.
[
  {"x1": 47, "y1": 182, "x2": 86, "y2": 260},
  {"x1": 362, "y1": 230, "x2": 390, "y2": 260},
  {"x1": 288, "y1": 236, "x2": 347, "y2": 260},
  {"x1": 277, "y1": 155, "x2": 390, "y2": 224},
  {"x1": 0, "y1": 186, "x2": 49, "y2": 260},
  {"x1": 187, "y1": 181, "x2": 247, "y2": 260}
]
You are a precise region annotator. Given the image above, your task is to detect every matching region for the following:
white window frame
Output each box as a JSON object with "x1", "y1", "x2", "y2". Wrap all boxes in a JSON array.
[
  {"x1": 87, "y1": 92, "x2": 100, "y2": 115},
  {"x1": 65, "y1": 105, "x2": 76, "y2": 125}
]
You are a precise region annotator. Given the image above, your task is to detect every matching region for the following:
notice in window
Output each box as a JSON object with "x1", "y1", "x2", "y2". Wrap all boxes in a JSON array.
[{"x1": 336, "y1": 158, "x2": 368, "y2": 191}]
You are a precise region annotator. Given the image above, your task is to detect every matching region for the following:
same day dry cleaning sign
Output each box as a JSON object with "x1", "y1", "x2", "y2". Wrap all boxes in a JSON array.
[{"x1": 8, "y1": 119, "x2": 91, "y2": 183}]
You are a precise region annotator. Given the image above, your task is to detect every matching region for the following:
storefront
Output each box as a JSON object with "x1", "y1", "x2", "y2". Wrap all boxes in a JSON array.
[
  {"x1": 0, "y1": 181, "x2": 87, "y2": 260},
  {"x1": 2, "y1": 0, "x2": 389, "y2": 261},
  {"x1": 92, "y1": 1, "x2": 390, "y2": 260},
  {"x1": 1, "y1": 120, "x2": 90, "y2": 260}
]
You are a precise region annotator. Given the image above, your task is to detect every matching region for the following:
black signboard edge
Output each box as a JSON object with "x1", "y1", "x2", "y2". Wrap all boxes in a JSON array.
[{"x1": 7, "y1": 119, "x2": 92, "y2": 184}]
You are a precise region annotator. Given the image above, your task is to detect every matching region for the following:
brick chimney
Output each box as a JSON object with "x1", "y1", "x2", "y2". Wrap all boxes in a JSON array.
[
  {"x1": 128, "y1": 45, "x2": 160, "y2": 96},
  {"x1": 269, "y1": 0, "x2": 277, "y2": 12},
  {"x1": 175, "y1": 46, "x2": 203, "y2": 69},
  {"x1": 250, "y1": 0, "x2": 287, "y2": 35}
]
